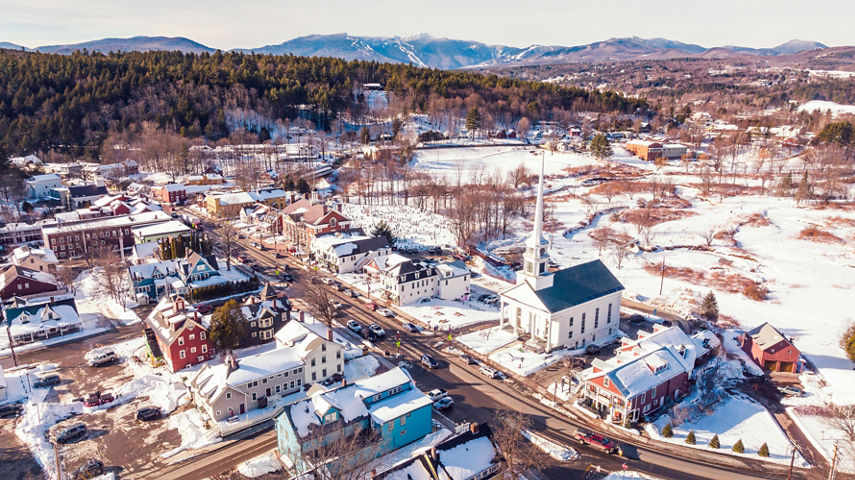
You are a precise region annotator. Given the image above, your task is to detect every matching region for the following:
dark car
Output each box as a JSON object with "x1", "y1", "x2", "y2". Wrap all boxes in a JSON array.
[
  {"x1": 283, "y1": 273, "x2": 293, "y2": 282},
  {"x1": 73, "y1": 459, "x2": 104, "y2": 480},
  {"x1": 136, "y1": 407, "x2": 161, "y2": 421},
  {"x1": 99, "y1": 392, "x2": 115, "y2": 405},
  {"x1": 33, "y1": 374, "x2": 61, "y2": 388},
  {"x1": 0, "y1": 403, "x2": 22, "y2": 418},
  {"x1": 585, "y1": 344, "x2": 602, "y2": 355},
  {"x1": 403, "y1": 322, "x2": 419, "y2": 333},
  {"x1": 573, "y1": 429, "x2": 618, "y2": 454},
  {"x1": 251, "y1": 264, "x2": 265, "y2": 272},
  {"x1": 421, "y1": 354, "x2": 439, "y2": 369},
  {"x1": 460, "y1": 354, "x2": 477, "y2": 365},
  {"x1": 56, "y1": 423, "x2": 87, "y2": 444}
]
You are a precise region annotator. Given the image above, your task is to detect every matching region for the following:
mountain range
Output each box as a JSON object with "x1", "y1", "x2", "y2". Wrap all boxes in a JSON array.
[{"x1": 0, "y1": 34, "x2": 830, "y2": 69}]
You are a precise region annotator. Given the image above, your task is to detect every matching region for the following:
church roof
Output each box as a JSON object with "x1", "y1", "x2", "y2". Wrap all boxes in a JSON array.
[{"x1": 503, "y1": 259, "x2": 623, "y2": 313}]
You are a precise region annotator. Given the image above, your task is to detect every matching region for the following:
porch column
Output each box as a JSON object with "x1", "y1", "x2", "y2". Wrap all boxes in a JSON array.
[
  {"x1": 545, "y1": 314, "x2": 552, "y2": 351},
  {"x1": 499, "y1": 300, "x2": 506, "y2": 327}
]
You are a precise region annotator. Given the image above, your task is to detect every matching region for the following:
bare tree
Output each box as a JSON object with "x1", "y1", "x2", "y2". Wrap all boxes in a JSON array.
[
  {"x1": 827, "y1": 405, "x2": 855, "y2": 445},
  {"x1": 304, "y1": 272, "x2": 338, "y2": 336},
  {"x1": 610, "y1": 233, "x2": 633, "y2": 270},
  {"x1": 54, "y1": 266, "x2": 79, "y2": 295},
  {"x1": 508, "y1": 162, "x2": 531, "y2": 189},
  {"x1": 700, "y1": 226, "x2": 717, "y2": 246},
  {"x1": 588, "y1": 226, "x2": 615, "y2": 256},
  {"x1": 216, "y1": 220, "x2": 237, "y2": 271},
  {"x1": 283, "y1": 419, "x2": 382, "y2": 480},
  {"x1": 92, "y1": 253, "x2": 129, "y2": 311},
  {"x1": 492, "y1": 409, "x2": 545, "y2": 479}
]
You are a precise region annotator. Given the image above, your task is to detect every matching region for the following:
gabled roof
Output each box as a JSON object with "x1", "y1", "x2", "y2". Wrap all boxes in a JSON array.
[
  {"x1": 587, "y1": 345, "x2": 691, "y2": 399},
  {"x1": 746, "y1": 322, "x2": 792, "y2": 350},
  {"x1": 505, "y1": 259, "x2": 623, "y2": 313},
  {"x1": 67, "y1": 184, "x2": 108, "y2": 198},
  {"x1": 0, "y1": 265, "x2": 60, "y2": 293}
]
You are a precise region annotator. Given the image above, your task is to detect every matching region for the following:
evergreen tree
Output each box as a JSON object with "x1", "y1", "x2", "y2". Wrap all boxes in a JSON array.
[
  {"x1": 758, "y1": 442, "x2": 769, "y2": 457},
  {"x1": 685, "y1": 431, "x2": 696, "y2": 445},
  {"x1": 160, "y1": 240, "x2": 173, "y2": 260},
  {"x1": 732, "y1": 439, "x2": 745, "y2": 453},
  {"x1": 661, "y1": 423, "x2": 674, "y2": 438},
  {"x1": 283, "y1": 177, "x2": 296, "y2": 191},
  {"x1": 709, "y1": 434, "x2": 720, "y2": 449},
  {"x1": 589, "y1": 134, "x2": 614, "y2": 161},
  {"x1": 840, "y1": 322, "x2": 855, "y2": 362},
  {"x1": 371, "y1": 220, "x2": 397, "y2": 246},
  {"x1": 815, "y1": 121, "x2": 855, "y2": 145},
  {"x1": 391, "y1": 117, "x2": 403, "y2": 139},
  {"x1": 465, "y1": 107, "x2": 482, "y2": 138},
  {"x1": 795, "y1": 171, "x2": 811, "y2": 206},
  {"x1": 174, "y1": 236, "x2": 186, "y2": 258},
  {"x1": 776, "y1": 172, "x2": 794, "y2": 197},
  {"x1": 21, "y1": 201, "x2": 33, "y2": 214},
  {"x1": 360, "y1": 127, "x2": 371, "y2": 144},
  {"x1": 296, "y1": 178, "x2": 311, "y2": 194},
  {"x1": 700, "y1": 291, "x2": 719, "y2": 322},
  {"x1": 209, "y1": 299, "x2": 247, "y2": 354}
]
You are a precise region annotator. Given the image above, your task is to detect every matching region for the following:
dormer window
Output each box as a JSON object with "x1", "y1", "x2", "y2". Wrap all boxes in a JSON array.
[{"x1": 604, "y1": 377, "x2": 610, "y2": 388}]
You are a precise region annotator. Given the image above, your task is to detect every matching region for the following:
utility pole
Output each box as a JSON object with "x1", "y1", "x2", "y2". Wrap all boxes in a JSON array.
[
  {"x1": 787, "y1": 446, "x2": 795, "y2": 480},
  {"x1": 828, "y1": 440, "x2": 839, "y2": 480},
  {"x1": 54, "y1": 441, "x2": 63, "y2": 480},
  {"x1": 6, "y1": 324, "x2": 18, "y2": 367},
  {"x1": 659, "y1": 256, "x2": 665, "y2": 296}
]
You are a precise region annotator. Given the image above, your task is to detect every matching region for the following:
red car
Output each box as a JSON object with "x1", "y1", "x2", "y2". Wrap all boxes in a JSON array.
[
  {"x1": 83, "y1": 392, "x2": 101, "y2": 407},
  {"x1": 573, "y1": 429, "x2": 618, "y2": 454},
  {"x1": 365, "y1": 302, "x2": 378, "y2": 311},
  {"x1": 99, "y1": 392, "x2": 115, "y2": 404}
]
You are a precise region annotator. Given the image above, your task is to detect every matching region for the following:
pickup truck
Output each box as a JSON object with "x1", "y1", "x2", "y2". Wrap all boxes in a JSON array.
[
  {"x1": 427, "y1": 388, "x2": 448, "y2": 402},
  {"x1": 573, "y1": 429, "x2": 618, "y2": 454}
]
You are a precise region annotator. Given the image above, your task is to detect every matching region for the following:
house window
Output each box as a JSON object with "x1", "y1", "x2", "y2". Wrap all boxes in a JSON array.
[
  {"x1": 604, "y1": 377, "x2": 609, "y2": 388},
  {"x1": 569, "y1": 317, "x2": 574, "y2": 328},
  {"x1": 322, "y1": 369, "x2": 327, "y2": 377},
  {"x1": 178, "y1": 337, "x2": 185, "y2": 346},
  {"x1": 200, "y1": 331, "x2": 207, "y2": 340},
  {"x1": 322, "y1": 356, "x2": 326, "y2": 364},
  {"x1": 179, "y1": 350, "x2": 186, "y2": 359},
  {"x1": 276, "y1": 385, "x2": 281, "y2": 393},
  {"x1": 247, "y1": 383, "x2": 252, "y2": 389},
  {"x1": 311, "y1": 359, "x2": 316, "y2": 366},
  {"x1": 312, "y1": 372, "x2": 317, "y2": 381},
  {"x1": 202, "y1": 345, "x2": 207, "y2": 353},
  {"x1": 594, "y1": 309, "x2": 599, "y2": 328},
  {"x1": 197, "y1": 355, "x2": 204, "y2": 362},
  {"x1": 607, "y1": 303, "x2": 612, "y2": 323},
  {"x1": 641, "y1": 391, "x2": 646, "y2": 402},
  {"x1": 216, "y1": 410, "x2": 221, "y2": 417},
  {"x1": 568, "y1": 330, "x2": 573, "y2": 339},
  {"x1": 336, "y1": 351, "x2": 341, "y2": 359},
  {"x1": 226, "y1": 392, "x2": 231, "y2": 399},
  {"x1": 649, "y1": 388, "x2": 656, "y2": 399},
  {"x1": 400, "y1": 416, "x2": 406, "y2": 426},
  {"x1": 290, "y1": 381, "x2": 295, "y2": 388},
  {"x1": 337, "y1": 364, "x2": 341, "y2": 372},
  {"x1": 387, "y1": 422, "x2": 394, "y2": 432},
  {"x1": 191, "y1": 347, "x2": 197, "y2": 353},
  {"x1": 252, "y1": 393, "x2": 257, "y2": 401},
  {"x1": 321, "y1": 344, "x2": 326, "y2": 352},
  {"x1": 189, "y1": 333, "x2": 195, "y2": 340}
]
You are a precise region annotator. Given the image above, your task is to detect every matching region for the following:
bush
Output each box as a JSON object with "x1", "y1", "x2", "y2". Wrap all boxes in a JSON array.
[
  {"x1": 841, "y1": 322, "x2": 855, "y2": 362},
  {"x1": 685, "y1": 431, "x2": 696, "y2": 445},
  {"x1": 661, "y1": 423, "x2": 674, "y2": 438},
  {"x1": 732, "y1": 439, "x2": 745, "y2": 453},
  {"x1": 758, "y1": 442, "x2": 770, "y2": 457},
  {"x1": 709, "y1": 434, "x2": 720, "y2": 449}
]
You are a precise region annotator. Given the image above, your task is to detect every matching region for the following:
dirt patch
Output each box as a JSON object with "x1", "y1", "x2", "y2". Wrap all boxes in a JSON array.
[
  {"x1": 797, "y1": 226, "x2": 845, "y2": 244},
  {"x1": 825, "y1": 216, "x2": 855, "y2": 228},
  {"x1": 643, "y1": 263, "x2": 770, "y2": 301},
  {"x1": 620, "y1": 207, "x2": 697, "y2": 226},
  {"x1": 739, "y1": 213, "x2": 771, "y2": 228}
]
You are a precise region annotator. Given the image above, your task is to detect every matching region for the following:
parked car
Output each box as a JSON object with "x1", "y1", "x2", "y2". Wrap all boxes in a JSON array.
[
  {"x1": 33, "y1": 374, "x2": 61, "y2": 388},
  {"x1": 237, "y1": 254, "x2": 250, "y2": 262},
  {"x1": 0, "y1": 403, "x2": 22, "y2": 418},
  {"x1": 378, "y1": 308, "x2": 395, "y2": 318},
  {"x1": 283, "y1": 273, "x2": 293, "y2": 282},
  {"x1": 778, "y1": 386, "x2": 804, "y2": 397},
  {"x1": 365, "y1": 302, "x2": 378, "y2": 311},
  {"x1": 196, "y1": 304, "x2": 213, "y2": 315},
  {"x1": 56, "y1": 423, "x2": 87, "y2": 444},
  {"x1": 480, "y1": 366, "x2": 501, "y2": 379},
  {"x1": 421, "y1": 354, "x2": 439, "y2": 369},
  {"x1": 99, "y1": 392, "x2": 115, "y2": 405},
  {"x1": 84, "y1": 392, "x2": 101, "y2": 407},
  {"x1": 88, "y1": 351, "x2": 118, "y2": 367},
  {"x1": 628, "y1": 314, "x2": 646, "y2": 324},
  {"x1": 418, "y1": 297, "x2": 432, "y2": 304},
  {"x1": 251, "y1": 264, "x2": 265, "y2": 272},
  {"x1": 73, "y1": 459, "x2": 104, "y2": 480},
  {"x1": 320, "y1": 278, "x2": 333, "y2": 285},
  {"x1": 403, "y1": 322, "x2": 419, "y2": 333},
  {"x1": 573, "y1": 429, "x2": 618, "y2": 454},
  {"x1": 482, "y1": 294, "x2": 499, "y2": 305},
  {"x1": 330, "y1": 300, "x2": 343, "y2": 310},
  {"x1": 433, "y1": 397, "x2": 454, "y2": 410},
  {"x1": 369, "y1": 323, "x2": 386, "y2": 337},
  {"x1": 585, "y1": 344, "x2": 602, "y2": 355},
  {"x1": 136, "y1": 407, "x2": 161, "y2": 421},
  {"x1": 347, "y1": 320, "x2": 363, "y2": 334},
  {"x1": 348, "y1": 290, "x2": 359, "y2": 298},
  {"x1": 460, "y1": 354, "x2": 476, "y2": 365},
  {"x1": 333, "y1": 283, "x2": 345, "y2": 291},
  {"x1": 427, "y1": 388, "x2": 448, "y2": 401}
]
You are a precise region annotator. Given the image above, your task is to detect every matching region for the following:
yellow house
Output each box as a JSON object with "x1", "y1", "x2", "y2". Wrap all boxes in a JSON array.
[{"x1": 205, "y1": 189, "x2": 291, "y2": 218}]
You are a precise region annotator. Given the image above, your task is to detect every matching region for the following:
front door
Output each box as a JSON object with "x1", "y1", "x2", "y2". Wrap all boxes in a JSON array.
[
  {"x1": 239, "y1": 403, "x2": 245, "y2": 414},
  {"x1": 266, "y1": 388, "x2": 271, "y2": 397}
]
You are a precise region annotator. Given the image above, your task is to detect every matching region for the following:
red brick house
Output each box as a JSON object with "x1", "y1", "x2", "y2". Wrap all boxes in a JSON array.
[
  {"x1": 152, "y1": 184, "x2": 187, "y2": 205},
  {"x1": 145, "y1": 294, "x2": 215, "y2": 372},
  {"x1": 0, "y1": 265, "x2": 63, "y2": 301},
  {"x1": 741, "y1": 323, "x2": 802, "y2": 373},
  {"x1": 279, "y1": 199, "x2": 351, "y2": 249}
]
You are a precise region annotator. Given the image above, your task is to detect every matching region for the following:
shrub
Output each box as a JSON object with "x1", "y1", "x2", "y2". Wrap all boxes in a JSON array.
[
  {"x1": 841, "y1": 322, "x2": 855, "y2": 362},
  {"x1": 709, "y1": 434, "x2": 720, "y2": 449},
  {"x1": 685, "y1": 431, "x2": 696, "y2": 445},
  {"x1": 732, "y1": 439, "x2": 745, "y2": 453},
  {"x1": 661, "y1": 423, "x2": 674, "y2": 438},
  {"x1": 758, "y1": 442, "x2": 770, "y2": 457}
]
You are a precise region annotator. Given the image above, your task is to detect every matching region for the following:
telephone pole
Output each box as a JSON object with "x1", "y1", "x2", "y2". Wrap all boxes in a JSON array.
[
  {"x1": 787, "y1": 446, "x2": 795, "y2": 480},
  {"x1": 54, "y1": 441, "x2": 63, "y2": 480},
  {"x1": 828, "y1": 440, "x2": 839, "y2": 480},
  {"x1": 659, "y1": 256, "x2": 666, "y2": 295}
]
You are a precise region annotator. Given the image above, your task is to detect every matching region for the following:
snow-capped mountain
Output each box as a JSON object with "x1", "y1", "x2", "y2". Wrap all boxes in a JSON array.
[{"x1": 0, "y1": 34, "x2": 830, "y2": 68}]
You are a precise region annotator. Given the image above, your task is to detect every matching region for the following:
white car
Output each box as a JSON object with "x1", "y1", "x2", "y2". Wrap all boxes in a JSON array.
[
  {"x1": 369, "y1": 323, "x2": 386, "y2": 337},
  {"x1": 427, "y1": 388, "x2": 448, "y2": 401},
  {"x1": 377, "y1": 308, "x2": 394, "y2": 318},
  {"x1": 480, "y1": 365, "x2": 501, "y2": 379}
]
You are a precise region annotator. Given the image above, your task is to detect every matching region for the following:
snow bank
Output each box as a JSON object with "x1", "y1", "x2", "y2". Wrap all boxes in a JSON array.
[
  {"x1": 522, "y1": 430, "x2": 579, "y2": 461},
  {"x1": 161, "y1": 410, "x2": 221, "y2": 458},
  {"x1": 15, "y1": 388, "x2": 83, "y2": 480},
  {"x1": 237, "y1": 450, "x2": 283, "y2": 478},
  {"x1": 344, "y1": 355, "x2": 381, "y2": 382}
]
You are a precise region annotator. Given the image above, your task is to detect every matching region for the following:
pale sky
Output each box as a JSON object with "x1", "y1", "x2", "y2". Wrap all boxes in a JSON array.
[{"x1": 0, "y1": 0, "x2": 851, "y2": 50}]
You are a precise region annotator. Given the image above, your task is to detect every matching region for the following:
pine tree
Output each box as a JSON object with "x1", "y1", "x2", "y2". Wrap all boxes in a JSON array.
[
  {"x1": 209, "y1": 300, "x2": 248, "y2": 354},
  {"x1": 685, "y1": 430, "x2": 696, "y2": 445},
  {"x1": 700, "y1": 291, "x2": 719, "y2": 322},
  {"x1": 776, "y1": 172, "x2": 794, "y2": 197},
  {"x1": 840, "y1": 322, "x2": 855, "y2": 362},
  {"x1": 284, "y1": 177, "x2": 296, "y2": 191},
  {"x1": 589, "y1": 134, "x2": 613, "y2": 161},
  {"x1": 795, "y1": 171, "x2": 811, "y2": 206},
  {"x1": 465, "y1": 107, "x2": 482, "y2": 138},
  {"x1": 758, "y1": 442, "x2": 770, "y2": 457},
  {"x1": 372, "y1": 220, "x2": 397, "y2": 246},
  {"x1": 732, "y1": 439, "x2": 745, "y2": 453},
  {"x1": 160, "y1": 240, "x2": 173, "y2": 260},
  {"x1": 391, "y1": 117, "x2": 403, "y2": 139},
  {"x1": 661, "y1": 423, "x2": 674, "y2": 438},
  {"x1": 709, "y1": 434, "x2": 720, "y2": 449},
  {"x1": 174, "y1": 236, "x2": 186, "y2": 258},
  {"x1": 296, "y1": 178, "x2": 311, "y2": 194}
]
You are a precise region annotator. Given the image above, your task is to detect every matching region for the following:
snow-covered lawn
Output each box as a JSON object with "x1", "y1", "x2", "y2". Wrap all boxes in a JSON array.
[
  {"x1": 398, "y1": 298, "x2": 499, "y2": 331},
  {"x1": 488, "y1": 343, "x2": 580, "y2": 377},
  {"x1": 237, "y1": 450, "x2": 283, "y2": 478},
  {"x1": 457, "y1": 326, "x2": 517, "y2": 355},
  {"x1": 646, "y1": 393, "x2": 806, "y2": 466},
  {"x1": 787, "y1": 409, "x2": 855, "y2": 473},
  {"x1": 76, "y1": 268, "x2": 141, "y2": 326},
  {"x1": 161, "y1": 409, "x2": 221, "y2": 458},
  {"x1": 342, "y1": 203, "x2": 456, "y2": 249},
  {"x1": 522, "y1": 430, "x2": 579, "y2": 461}
]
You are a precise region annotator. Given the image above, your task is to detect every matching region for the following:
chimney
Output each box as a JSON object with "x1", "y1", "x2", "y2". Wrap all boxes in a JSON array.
[
  {"x1": 194, "y1": 311, "x2": 199, "y2": 321},
  {"x1": 335, "y1": 202, "x2": 342, "y2": 213},
  {"x1": 49, "y1": 296, "x2": 54, "y2": 303},
  {"x1": 469, "y1": 422, "x2": 479, "y2": 434},
  {"x1": 327, "y1": 328, "x2": 333, "y2": 342},
  {"x1": 299, "y1": 311, "x2": 305, "y2": 322},
  {"x1": 370, "y1": 469, "x2": 377, "y2": 479}
]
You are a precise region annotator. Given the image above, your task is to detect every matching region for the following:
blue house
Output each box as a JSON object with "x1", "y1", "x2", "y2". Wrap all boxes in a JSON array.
[
  {"x1": 274, "y1": 367, "x2": 433, "y2": 475},
  {"x1": 128, "y1": 251, "x2": 232, "y2": 301}
]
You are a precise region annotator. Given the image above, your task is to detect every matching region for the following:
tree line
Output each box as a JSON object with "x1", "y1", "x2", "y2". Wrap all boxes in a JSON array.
[{"x1": 0, "y1": 48, "x2": 647, "y2": 159}]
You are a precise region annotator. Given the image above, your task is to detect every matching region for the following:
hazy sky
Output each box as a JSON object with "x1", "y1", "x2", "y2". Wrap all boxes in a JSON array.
[{"x1": 1, "y1": 0, "x2": 852, "y2": 49}]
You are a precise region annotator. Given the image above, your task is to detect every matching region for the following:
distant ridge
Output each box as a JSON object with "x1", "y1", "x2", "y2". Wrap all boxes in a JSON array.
[{"x1": 0, "y1": 34, "x2": 831, "y2": 68}]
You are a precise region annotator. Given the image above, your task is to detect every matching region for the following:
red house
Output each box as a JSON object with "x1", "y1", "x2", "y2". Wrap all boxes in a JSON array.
[
  {"x1": 279, "y1": 199, "x2": 351, "y2": 248},
  {"x1": 0, "y1": 265, "x2": 63, "y2": 301},
  {"x1": 741, "y1": 323, "x2": 802, "y2": 373},
  {"x1": 152, "y1": 184, "x2": 187, "y2": 205},
  {"x1": 145, "y1": 294, "x2": 215, "y2": 372}
]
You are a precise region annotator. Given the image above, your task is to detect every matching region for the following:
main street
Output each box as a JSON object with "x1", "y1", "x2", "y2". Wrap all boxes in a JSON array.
[{"x1": 197, "y1": 223, "x2": 816, "y2": 480}]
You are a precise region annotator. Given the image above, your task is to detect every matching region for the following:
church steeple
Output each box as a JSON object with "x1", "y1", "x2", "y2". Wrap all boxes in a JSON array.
[{"x1": 519, "y1": 153, "x2": 553, "y2": 290}]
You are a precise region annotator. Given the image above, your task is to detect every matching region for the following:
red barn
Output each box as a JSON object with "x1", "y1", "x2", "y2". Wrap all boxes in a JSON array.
[
  {"x1": 145, "y1": 294, "x2": 215, "y2": 372},
  {"x1": 741, "y1": 323, "x2": 802, "y2": 373}
]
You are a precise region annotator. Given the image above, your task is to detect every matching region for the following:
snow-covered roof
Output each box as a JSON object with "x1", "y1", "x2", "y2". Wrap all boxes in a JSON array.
[
  {"x1": 131, "y1": 242, "x2": 161, "y2": 261},
  {"x1": 217, "y1": 192, "x2": 255, "y2": 205},
  {"x1": 12, "y1": 245, "x2": 58, "y2": 265},
  {"x1": 435, "y1": 261, "x2": 469, "y2": 279},
  {"x1": 192, "y1": 347, "x2": 303, "y2": 403},
  {"x1": 26, "y1": 173, "x2": 60, "y2": 184},
  {"x1": 616, "y1": 325, "x2": 696, "y2": 373},
  {"x1": 436, "y1": 435, "x2": 496, "y2": 480},
  {"x1": 367, "y1": 386, "x2": 432, "y2": 424},
  {"x1": 158, "y1": 183, "x2": 185, "y2": 192},
  {"x1": 588, "y1": 345, "x2": 691, "y2": 399},
  {"x1": 132, "y1": 220, "x2": 191, "y2": 238},
  {"x1": 42, "y1": 211, "x2": 172, "y2": 235}
]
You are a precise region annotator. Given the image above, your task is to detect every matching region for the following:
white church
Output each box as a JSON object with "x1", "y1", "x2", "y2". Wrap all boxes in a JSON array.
[{"x1": 499, "y1": 156, "x2": 624, "y2": 352}]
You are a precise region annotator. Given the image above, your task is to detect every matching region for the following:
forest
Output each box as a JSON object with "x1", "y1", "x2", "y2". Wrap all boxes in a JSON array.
[{"x1": 0, "y1": 49, "x2": 648, "y2": 159}]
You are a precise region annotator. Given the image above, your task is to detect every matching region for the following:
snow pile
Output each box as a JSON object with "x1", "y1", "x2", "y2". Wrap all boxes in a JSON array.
[
  {"x1": 15, "y1": 388, "x2": 83, "y2": 480},
  {"x1": 344, "y1": 354, "x2": 381, "y2": 382},
  {"x1": 647, "y1": 394, "x2": 806, "y2": 466},
  {"x1": 161, "y1": 410, "x2": 221, "y2": 458},
  {"x1": 458, "y1": 326, "x2": 517, "y2": 355},
  {"x1": 602, "y1": 472, "x2": 660, "y2": 480},
  {"x1": 236, "y1": 450, "x2": 283, "y2": 478},
  {"x1": 522, "y1": 430, "x2": 579, "y2": 461},
  {"x1": 489, "y1": 344, "x2": 579, "y2": 376}
]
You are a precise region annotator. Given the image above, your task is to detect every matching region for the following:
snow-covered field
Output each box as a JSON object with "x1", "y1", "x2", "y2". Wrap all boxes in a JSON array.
[
  {"x1": 342, "y1": 203, "x2": 457, "y2": 250},
  {"x1": 797, "y1": 100, "x2": 855, "y2": 117},
  {"x1": 398, "y1": 297, "x2": 499, "y2": 331},
  {"x1": 647, "y1": 393, "x2": 806, "y2": 466},
  {"x1": 457, "y1": 326, "x2": 517, "y2": 354}
]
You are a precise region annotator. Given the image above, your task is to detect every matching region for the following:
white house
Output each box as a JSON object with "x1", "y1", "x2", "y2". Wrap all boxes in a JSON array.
[
  {"x1": 12, "y1": 245, "x2": 59, "y2": 273},
  {"x1": 312, "y1": 233, "x2": 391, "y2": 274},
  {"x1": 434, "y1": 261, "x2": 471, "y2": 301},
  {"x1": 499, "y1": 155, "x2": 624, "y2": 352},
  {"x1": 25, "y1": 174, "x2": 62, "y2": 200},
  {"x1": 364, "y1": 255, "x2": 471, "y2": 305},
  {"x1": 274, "y1": 317, "x2": 345, "y2": 385}
]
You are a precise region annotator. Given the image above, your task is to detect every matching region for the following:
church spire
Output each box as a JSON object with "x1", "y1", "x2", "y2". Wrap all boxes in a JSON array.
[
  {"x1": 519, "y1": 152, "x2": 553, "y2": 290},
  {"x1": 527, "y1": 152, "x2": 547, "y2": 248}
]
